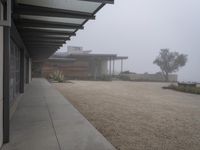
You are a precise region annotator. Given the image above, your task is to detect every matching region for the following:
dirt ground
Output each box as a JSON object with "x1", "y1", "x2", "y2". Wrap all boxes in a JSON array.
[{"x1": 53, "y1": 81, "x2": 200, "y2": 150}]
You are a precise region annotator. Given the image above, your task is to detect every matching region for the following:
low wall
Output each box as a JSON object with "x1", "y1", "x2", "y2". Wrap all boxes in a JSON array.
[{"x1": 120, "y1": 73, "x2": 177, "y2": 82}]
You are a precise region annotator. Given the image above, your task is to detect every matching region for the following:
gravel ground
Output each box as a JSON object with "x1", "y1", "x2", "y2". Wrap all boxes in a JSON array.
[{"x1": 53, "y1": 81, "x2": 200, "y2": 150}]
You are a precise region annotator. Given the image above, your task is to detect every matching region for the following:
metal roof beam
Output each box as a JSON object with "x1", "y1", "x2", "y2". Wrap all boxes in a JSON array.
[
  {"x1": 25, "y1": 42, "x2": 64, "y2": 46},
  {"x1": 22, "y1": 36, "x2": 70, "y2": 41},
  {"x1": 18, "y1": 28, "x2": 76, "y2": 36},
  {"x1": 27, "y1": 46, "x2": 60, "y2": 49},
  {"x1": 14, "y1": 4, "x2": 95, "y2": 20},
  {"x1": 24, "y1": 39, "x2": 67, "y2": 43},
  {"x1": 80, "y1": 0, "x2": 114, "y2": 4},
  {"x1": 16, "y1": 19, "x2": 84, "y2": 29}
]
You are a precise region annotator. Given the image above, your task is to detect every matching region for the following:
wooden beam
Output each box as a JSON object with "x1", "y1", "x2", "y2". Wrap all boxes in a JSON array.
[
  {"x1": 14, "y1": 4, "x2": 95, "y2": 19},
  {"x1": 16, "y1": 19, "x2": 84, "y2": 29}
]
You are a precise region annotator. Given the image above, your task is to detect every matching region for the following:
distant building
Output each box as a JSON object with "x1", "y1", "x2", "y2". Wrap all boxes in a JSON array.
[
  {"x1": 67, "y1": 46, "x2": 91, "y2": 55},
  {"x1": 40, "y1": 46, "x2": 128, "y2": 80}
]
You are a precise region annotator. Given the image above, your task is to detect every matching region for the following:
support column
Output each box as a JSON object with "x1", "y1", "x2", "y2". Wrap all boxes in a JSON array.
[
  {"x1": 3, "y1": 26, "x2": 10, "y2": 143},
  {"x1": 112, "y1": 59, "x2": 115, "y2": 76},
  {"x1": 26, "y1": 57, "x2": 29, "y2": 84},
  {"x1": 121, "y1": 59, "x2": 123, "y2": 73},
  {"x1": 0, "y1": 26, "x2": 4, "y2": 147},
  {"x1": 29, "y1": 58, "x2": 32, "y2": 83},
  {"x1": 94, "y1": 60, "x2": 97, "y2": 80},
  {"x1": 2, "y1": 0, "x2": 12, "y2": 143},
  {"x1": 20, "y1": 49, "x2": 24, "y2": 93},
  {"x1": 109, "y1": 57, "x2": 112, "y2": 77}
]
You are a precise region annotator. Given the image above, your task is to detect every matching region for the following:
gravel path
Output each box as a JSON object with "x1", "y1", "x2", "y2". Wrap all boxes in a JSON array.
[{"x1": 53, "y1": 81, "x2": 200, "y2": 150}]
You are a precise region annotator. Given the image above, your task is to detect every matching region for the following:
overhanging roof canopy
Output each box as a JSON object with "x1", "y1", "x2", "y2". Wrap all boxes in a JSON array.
[
  {"x1": 13, "y1": 0, "x2": 114, "y2": 61},
  {"x1": 67, "y1": 53, "x2": 117, "y2": 60}
]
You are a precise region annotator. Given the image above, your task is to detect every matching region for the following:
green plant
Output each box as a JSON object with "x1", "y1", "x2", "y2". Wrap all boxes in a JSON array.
[
  {"x1": 49, "y1": 70, "x2": 64, "y2": 82},
  {"x1": 163, "y1": 84, "x2": 200, "y2": 95},
  {"x1": 119, "y1": 75, "x2": 130, "y2": 81}
]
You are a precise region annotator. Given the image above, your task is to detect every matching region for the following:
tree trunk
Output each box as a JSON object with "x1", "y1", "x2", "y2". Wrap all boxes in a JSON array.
[{"x1": 164, "y1": 72, "x2": 169, "y2": 82}]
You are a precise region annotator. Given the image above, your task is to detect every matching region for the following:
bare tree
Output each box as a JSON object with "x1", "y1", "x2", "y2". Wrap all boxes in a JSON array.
[{"x1": 153, "y1": 49, "x2": 187, "y2": 81}]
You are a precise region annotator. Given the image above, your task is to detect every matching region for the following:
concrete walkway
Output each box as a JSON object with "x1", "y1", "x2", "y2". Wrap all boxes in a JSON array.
[{"x1": 2, "y1": 79, "x2": 116, "y2": 150}]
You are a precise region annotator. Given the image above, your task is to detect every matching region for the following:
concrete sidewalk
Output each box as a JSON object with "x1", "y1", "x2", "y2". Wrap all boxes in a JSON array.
[{"x1": 2, "y1": 78, "x2": 116, "y2": 150}]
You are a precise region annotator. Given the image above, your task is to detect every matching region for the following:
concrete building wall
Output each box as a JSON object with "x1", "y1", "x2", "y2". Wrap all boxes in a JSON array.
[
  {"x1": 42, "y1": 60, "x2": 89, "y2": 79},
  {"x1": 41, "y1": 59, "x2": 110, "y2": 80},
  {"x1": 0, "y1": 26, "x2": 4, "y2": 146},
  {"x1": 100, "y1": 61, "x2": 108, "y2": 75},
  {"x1": 89, "y1": 60, "x2": 108, "y2": 78}
]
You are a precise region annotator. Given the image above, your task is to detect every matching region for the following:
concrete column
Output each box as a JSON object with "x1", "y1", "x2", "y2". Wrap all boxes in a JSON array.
[
  {"x1": 25, "y1": 57, "x2": 31, "y2": 84},
  {"x1": 0, "y1": 26, "x2": 4, "y2": 147},
  {"x1": 3, "y1": 26, "x2": 10, "y2": 144},
  {"x1": 121, "y1": 59, "x2": 123, "y2": 73},
  {"x1": 2, "y1": 1, "x2": 11, "y2": 143},
  {"x1": 109, "y1": 57, "x2": 112, "y2": 76},
  {"x1": 20, "y1": 49, "x2": 24, "y2": 93},
  {"x1": 0, "y1": 1, "x2": 4, "y2": 146},
  {"x1": 29, "y1": 58, "x2": 32, "y2": 83},
  {"x1": 112, "y1": 59, "x2": 115, "y2": 76},
  {"x1": 100, "y1": 60, "x2": 108, "y2": 75},
  {"x1": 2, "y1": 25, "x2": 11, "y2": 146},
  {"x1": 94, "y1": 60, "x2": 97, "y2": 80}
]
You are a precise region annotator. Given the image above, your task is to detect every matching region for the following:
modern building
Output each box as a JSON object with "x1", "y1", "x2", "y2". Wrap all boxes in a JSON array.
[
  {"x1": 40, "y1": 46, "x2": 128, "y2": 80},
  {"x1": 0, "y1": 0, "x2": 116, "y2": 149}
]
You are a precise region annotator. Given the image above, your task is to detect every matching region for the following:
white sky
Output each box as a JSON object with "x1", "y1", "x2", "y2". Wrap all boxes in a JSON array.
[{"x1": 59, "y1": 0, "x2": 200, "y2": 82}]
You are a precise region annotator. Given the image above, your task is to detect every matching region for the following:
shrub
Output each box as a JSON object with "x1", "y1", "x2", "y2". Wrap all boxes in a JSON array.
[
  {"x1": 99, "y1": 75, "x2": 112, "y2": 81},
  {"x1": 49, "y1": 70, "x2": 64, "y2": 82},
  {"x1": 119, "y1": 75, "x2": 130, "y2": 81},
  {"x1": 163, "y1": 84, "x2": 200, "y2": 95}
]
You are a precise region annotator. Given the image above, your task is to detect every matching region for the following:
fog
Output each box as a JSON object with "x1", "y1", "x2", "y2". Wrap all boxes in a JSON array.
[{"x1": 59, "y1": 0, "x2": 200, "y2": 82}]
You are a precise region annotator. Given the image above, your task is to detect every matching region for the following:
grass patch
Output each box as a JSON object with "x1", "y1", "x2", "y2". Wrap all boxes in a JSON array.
[{"x1": 163, "y1": 84, "x2": 200, "y2": 95}]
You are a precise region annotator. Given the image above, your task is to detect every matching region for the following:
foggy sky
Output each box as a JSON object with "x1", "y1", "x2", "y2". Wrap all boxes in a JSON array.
[{"x1": 59, "y1": 0, "x2": 200, "y2": 82}]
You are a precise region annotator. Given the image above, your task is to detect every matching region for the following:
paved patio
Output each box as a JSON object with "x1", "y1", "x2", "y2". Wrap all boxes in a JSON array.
[{"x1": 2, "y1": 79, "x2": 116, "y2": 150}]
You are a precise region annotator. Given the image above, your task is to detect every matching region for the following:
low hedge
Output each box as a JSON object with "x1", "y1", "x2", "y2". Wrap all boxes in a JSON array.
[{"x1": 163, "y1": 84, "x2": 200, "y2": 95}]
